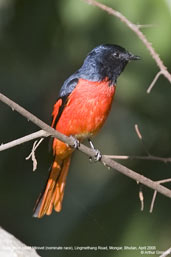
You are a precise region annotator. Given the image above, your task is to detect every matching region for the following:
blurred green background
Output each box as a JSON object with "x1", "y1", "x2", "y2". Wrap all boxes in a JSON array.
[{"x1": 0, "y1": 0, "x2": 171, "y2": 256}]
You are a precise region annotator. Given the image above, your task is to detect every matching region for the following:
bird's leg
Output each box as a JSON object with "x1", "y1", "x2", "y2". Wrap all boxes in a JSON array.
[
  {"x1": 88, "y1": 138, "x2": 102, "y2": 162},
  {"x1": 69, "y1": 136, "x2": 80, "y2": 149}
]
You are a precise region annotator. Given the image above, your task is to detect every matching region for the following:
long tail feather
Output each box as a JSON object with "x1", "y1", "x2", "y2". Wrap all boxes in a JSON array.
[
  {"x1": 54, "y1": 157, "x2": 71, "y2": 212},
  {"x1": 33, "y1": 155, "x2": 71, "y2": 218}
]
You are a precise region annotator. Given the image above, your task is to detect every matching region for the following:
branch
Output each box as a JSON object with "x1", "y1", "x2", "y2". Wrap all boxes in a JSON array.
[
  {"x1": 105, "y1": 124, "x2": 171, "y2": 163},
  {"x1": 83, "y1": 0, "x2": 171, "y2": 91},
  {"x1": 103, "y1": 155, "x2": 171, "y2": 163},
  {"x1": 134, "y1": 124, "x2": 150, "y2": 155},
  {"x1": 0, "y1": 130, "x2": 49, "y2": 152},
  {"x1": 0, "y1": 227, "x2": 40, "y2": 257},
  {"x1": 150, "y1": 190, "x2": 158, "y2": 213},
  {"x1": 2, "y1": 130, "x2": 171, "y2": 164},
  {"x1": 160, "y1": 247, "x2": 171, "y2": 257},
  {"x1": 138, "y1": 184, "x2": 144, "y2": 211},
  {"x1": 1, "y1": 92, "x2": 171, "y2": 201},
  {"x1": 150, "y1": 178, "x2": 171, "y2": 213},
  {"x1": 147, "y1": 71, "x2": 163, "y2": 94}
]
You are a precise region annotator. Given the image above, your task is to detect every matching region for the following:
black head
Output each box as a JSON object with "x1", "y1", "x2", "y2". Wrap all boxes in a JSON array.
[{"x1": 79, "y1": 44, "x2": 140, "y2": 84}]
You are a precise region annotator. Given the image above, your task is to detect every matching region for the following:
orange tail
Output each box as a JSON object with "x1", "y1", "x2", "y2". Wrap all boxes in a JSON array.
[{"x1": 33, "y1": 155, "x2": 71, "y2": 218}]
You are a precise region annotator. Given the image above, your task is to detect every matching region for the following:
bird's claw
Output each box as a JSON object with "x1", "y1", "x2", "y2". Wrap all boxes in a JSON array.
[
  {"x1": 70, "y1": 136, "x2": 80, "y2": 149},
  {"x1": 88, "y1": 139, "x2": 102, "y2": 162},
  {"x1": 94, "y1": 149, "x2": 102, "y2": 161}
]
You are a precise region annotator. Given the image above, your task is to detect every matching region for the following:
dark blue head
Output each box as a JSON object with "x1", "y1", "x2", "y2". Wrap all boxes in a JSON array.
[
  {"x1": 79, "y1": 44, "x2": 140, "y2": 84},
  {"x1": 59, "y1": 44, "x2": 140, "y2": 98}
]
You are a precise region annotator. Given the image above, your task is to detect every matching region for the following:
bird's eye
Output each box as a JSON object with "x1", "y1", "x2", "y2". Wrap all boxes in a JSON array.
[{"x1": 112, "y1": 52, "x2": 120, "y2": 58}]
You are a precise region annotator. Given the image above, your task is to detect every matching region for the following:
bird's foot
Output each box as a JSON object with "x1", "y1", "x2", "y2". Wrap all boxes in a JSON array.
[
  {"x1": 70, "y1": 136, "x2": 80, "y2": 149},
  {"x1": 88, "y1": 139, "x2": 102, "y2": 162}
]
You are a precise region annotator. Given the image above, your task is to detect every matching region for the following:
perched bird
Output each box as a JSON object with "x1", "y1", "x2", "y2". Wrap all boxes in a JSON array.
[{"x1": 33, "y1": 44, "x2": 140, "y2": 218}]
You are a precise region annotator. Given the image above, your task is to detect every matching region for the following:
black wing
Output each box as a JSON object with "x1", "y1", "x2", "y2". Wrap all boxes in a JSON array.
[{"x1": 52, "y1": 76, "x2": 79, "y2": 128}]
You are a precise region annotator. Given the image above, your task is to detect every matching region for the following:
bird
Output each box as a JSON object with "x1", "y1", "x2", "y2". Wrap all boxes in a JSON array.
[{"x1": 33, "y1": 44, "x2": 140, "y2": 218}]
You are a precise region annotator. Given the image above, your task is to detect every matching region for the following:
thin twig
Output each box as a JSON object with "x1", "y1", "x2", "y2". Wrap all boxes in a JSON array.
[
  {"x1": 26, "y1": 138, "x2": 44, "y2": 171},
  {"x1": 150, "y1": 178, "x2": 171, "y2": 213},
  {"x1": 147, "y1": 71, "x2": 163, "y2": 93},
  {"x1": 103, "y1": 154, "x2": 171, "y2": 163},
  {"x1": 135, "y1": 124, "x2": 142, "y2": 140},
  {"x1": 139, "y1": 185, "x2": 144, "y2": 211},
  {"x1": 149, "y1": 190, "x2": 157, "y2": 213},
  {"x1": 1, "y1": 92, "x2": 171, "y2": 200},
  {"x1": 135, "y1": 124, "x2": 151, "y2": 155},
  {"x1": 158, "y1": 178, "x2": 171, "y2": 184},
  {"x1": 136, "y1": 24, "x2": 157, "y2": 29},
  {"x1": 83, "y1": 0, "x2": 171, "y2": 90}
]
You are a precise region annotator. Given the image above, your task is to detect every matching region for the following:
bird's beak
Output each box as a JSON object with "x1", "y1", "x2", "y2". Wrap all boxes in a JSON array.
[{"x1": 128, "y1": 52, "x2": 141, "y2": 61}]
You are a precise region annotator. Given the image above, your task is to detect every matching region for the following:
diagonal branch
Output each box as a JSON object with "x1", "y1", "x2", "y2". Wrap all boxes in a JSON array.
[
  {"x1": 159, "y1": 247, "x2": 171, "y2": 257},
  {"x1": 1, "y1": 92, "x2": 171, "y2": 200},
  {"x1": 83, "y1": 0, "x2": 171, "y2": 89}
]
